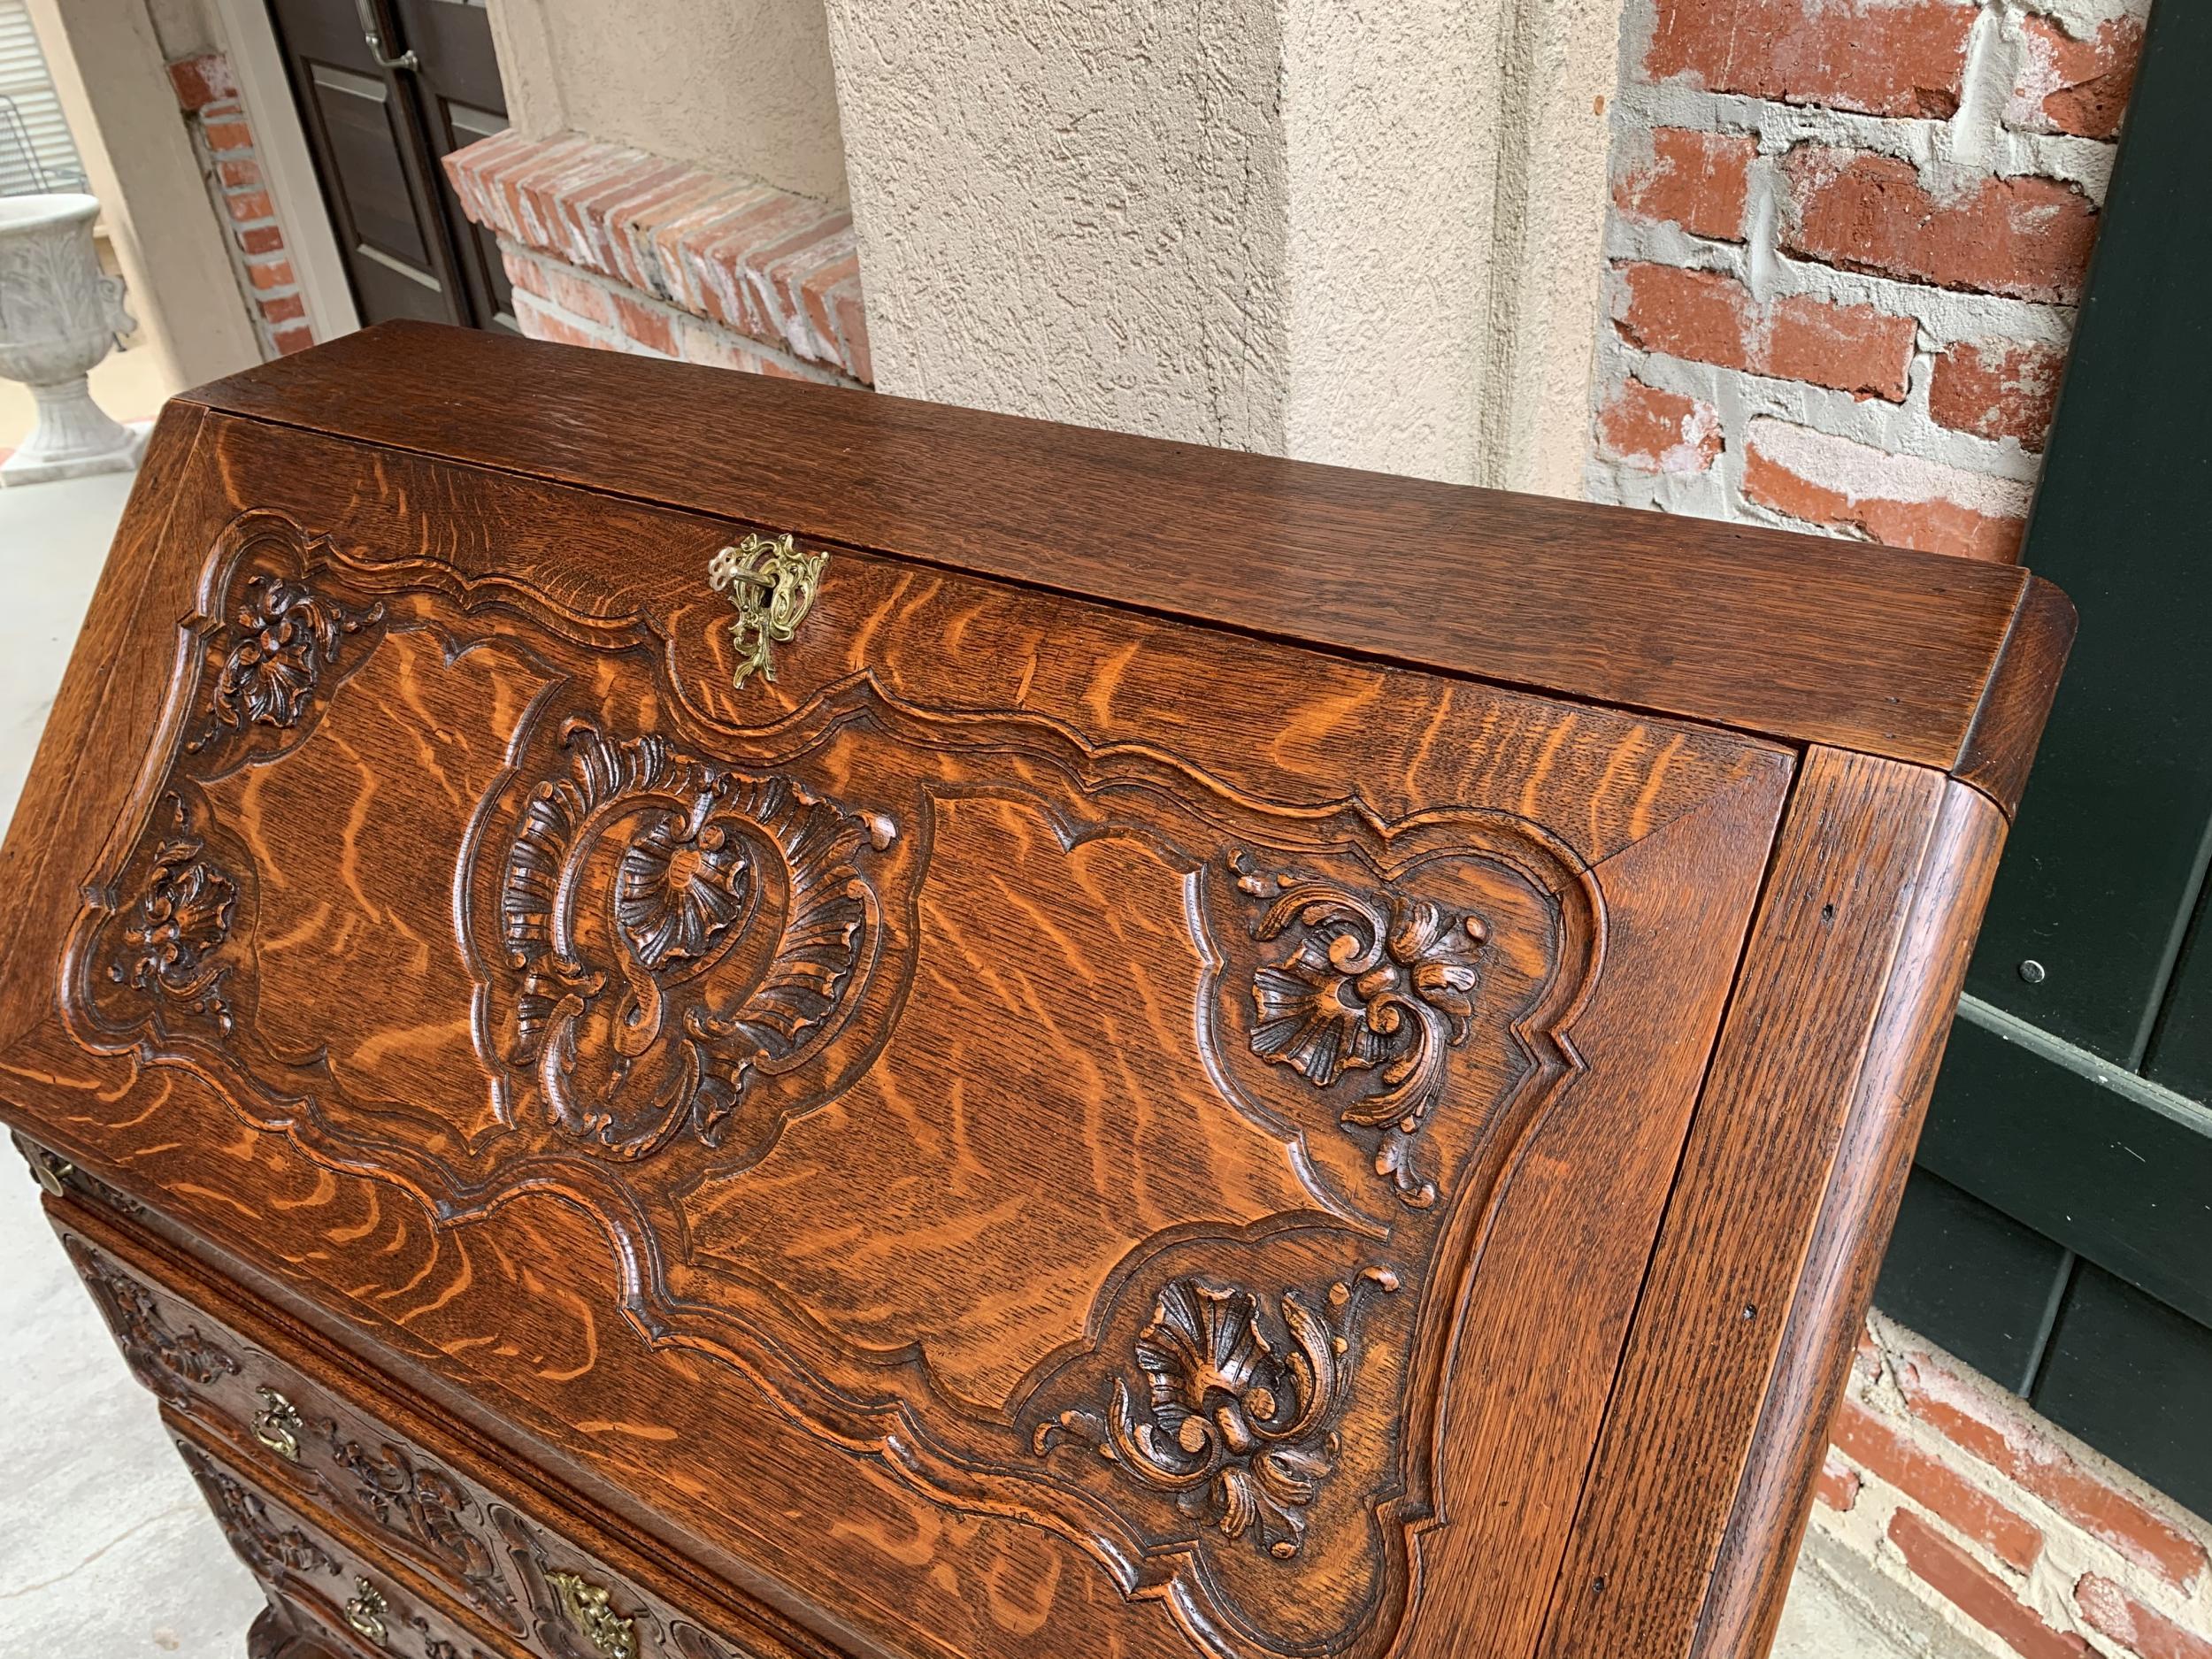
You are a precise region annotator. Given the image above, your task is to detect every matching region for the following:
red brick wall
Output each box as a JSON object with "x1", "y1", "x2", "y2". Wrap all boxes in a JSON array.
[
  {"x1": 1588, "y1": 0, "x2": 2146, "y2": 564},
  {"x1": 444, "y1": 132, "x2": 872, "y2": 387},
  {"x1": 166, "y1": 51, "x2": 316, "y2": 359},
  {"x1": 1590, "y1": 5, "x2": 2208, "y2": 1650},
  {"x1": 1816, "y1": 1316, "x2": 2211, "y2": 1658}
]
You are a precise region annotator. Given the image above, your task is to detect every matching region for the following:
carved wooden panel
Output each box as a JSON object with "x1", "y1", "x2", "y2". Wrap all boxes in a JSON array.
[
  {"x1": 18, "y1": 414, "x2": 1797, "y2": 1659},
  {"x1": 60, "y1": 507, "x2": 1627, "y2": 1655},
  {"x1": 180, "y1": 1437, "x2": 341, "y2": 1581},
  {"x1": 0, "y1": 337, "x2": 2064, "y2": 1659},
  {"x1": 176, "y1": 1429, "x2": 516, "y2": 1659},
  {"x1": 67, "y1": 1235, "x2": 242, "y2": 1405}
]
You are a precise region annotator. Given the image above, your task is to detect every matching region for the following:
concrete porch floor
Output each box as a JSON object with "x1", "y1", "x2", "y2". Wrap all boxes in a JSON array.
[
  {"x1": 0, "y1": 465, "x2": 1942, "y2": 1659},
  {"x1": 0, "y1": 469, "x2": 266, "y2": 1658}
]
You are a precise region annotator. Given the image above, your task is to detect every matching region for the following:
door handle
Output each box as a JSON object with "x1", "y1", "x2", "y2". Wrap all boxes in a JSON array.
[{"x1": 351, "y1": 0, "x2": 419, "y2": 70}]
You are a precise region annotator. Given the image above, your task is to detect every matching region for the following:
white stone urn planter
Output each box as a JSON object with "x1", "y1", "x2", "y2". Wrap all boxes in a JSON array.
[{"x1": 0, "y1": 193, "x2": 145, "y2": 487}]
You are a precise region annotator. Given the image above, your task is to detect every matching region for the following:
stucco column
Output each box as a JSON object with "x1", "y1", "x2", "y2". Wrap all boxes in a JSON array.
[
  {"x1": 818, "y1": 1, "x2": 1290, "y2": 453},
  {"x1": 824, "y1": 0, "x2": 1624, "y2": 492},
  {"x1": 488, "y1": 0, "x2": 850, "y2": 202}
]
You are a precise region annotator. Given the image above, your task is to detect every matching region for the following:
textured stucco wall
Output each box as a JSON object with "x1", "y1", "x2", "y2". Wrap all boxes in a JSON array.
[
  {"x1": 475, "y1": 0, "x2": 1622, "y2": 488},
  {"x1": 142, "y1": 0, "x2": 213, "y2": 59},
  {"x1": 488, "y1": 0, "x2": 849, "y2": 202},
  {"x1": 822, "y1": 0, "x2": 1292, "y2": 451},
  {"x1": 1278, "y1": 3, "x2": 1487, "y2": 480},
  {"x1": 1278, "y1": 0, "x2": 1622, "y2": 489},
  {"x1": 824, "y1": 0, "x2": 1622, "y2": 488},
  {"x1": 1478, "y1": 0, "x2": 1640, "y2": 493}
]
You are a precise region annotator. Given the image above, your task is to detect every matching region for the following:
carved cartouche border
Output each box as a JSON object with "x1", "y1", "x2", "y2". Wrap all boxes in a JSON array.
[{"x1": 60, "y1": 510, "x2": 1609, "y2": 1659}]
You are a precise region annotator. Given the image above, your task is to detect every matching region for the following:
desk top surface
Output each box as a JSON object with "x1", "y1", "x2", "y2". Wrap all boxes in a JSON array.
[{"x1": 186, "y1": 320, "x2": 2071, "y2": 816}]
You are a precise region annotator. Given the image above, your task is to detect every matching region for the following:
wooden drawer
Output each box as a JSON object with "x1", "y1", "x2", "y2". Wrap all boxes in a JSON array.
[
  {"x1": 50, "y1": 1197, "x2": 835, "y2": 1659},
  {"x1": 169, "y1": 1425, "x2": 495, "y2": 1659},
  {"x1": 174, "y1": 1422, "x2": 772, "y2": 1659}
]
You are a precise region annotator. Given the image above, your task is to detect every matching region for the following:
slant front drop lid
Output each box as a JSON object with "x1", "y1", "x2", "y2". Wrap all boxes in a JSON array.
[{"x1": 0, "y1": 322, "x2": 2070, "y2": 1659}]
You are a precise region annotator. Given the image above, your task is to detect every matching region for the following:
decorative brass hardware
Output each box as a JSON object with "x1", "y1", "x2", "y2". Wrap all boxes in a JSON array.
[
  {"x1": 547, "y1": 1570, "x2": 638, "y2": 1659},
  {"x1": 706, "y1": 532, "x2": 826, "y2": 691},
  {"x1": 251, "y1": 1386, "x2": 304, "y2": 1462},
  {"x1": 343, "y1": 1578, "x2": 389, "y2": 1647},
  {"x1": 14, "y1": 1135, "x2": 142, "y2": 1216}
]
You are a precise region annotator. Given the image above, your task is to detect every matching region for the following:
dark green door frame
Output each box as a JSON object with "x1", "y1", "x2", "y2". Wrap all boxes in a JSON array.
[{"x1": 1875, "y1": 0, "x2": 2212, "y2": 1518}]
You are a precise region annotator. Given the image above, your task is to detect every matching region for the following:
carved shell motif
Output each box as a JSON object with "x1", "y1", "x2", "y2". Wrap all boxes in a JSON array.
[
  {"x1": 1037, "y1": 1269, "x2": 1398, "y2": 1562},
  {"x1": 498, "y1": 722, "x2": 893, "y2": 1159},
  {"x1": 1236, "y1": 855, "x2": 1490, "y2": 1206}
]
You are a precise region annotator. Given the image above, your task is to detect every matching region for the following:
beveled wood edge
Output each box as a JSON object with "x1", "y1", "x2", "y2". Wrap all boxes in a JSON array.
[
  {"x1": 1690, "y1": 775, "x2": 2007, "y2": 1659},
  {"x1": 43, "y1": 1187, "x2": 864, "y2": 1659},
  {"x1": 0, "y1": 406, "x2": 209, "y2": 1057},
  {"x1": 170, "y1": 322, "x2": 2066, "y2": 817},
  {"x1": 1953, "y1": 574, "x2": 2078, "y2": 819},
  {"x1": 1532, "y1": 749, "x2": 2005, "y2": 1659}
]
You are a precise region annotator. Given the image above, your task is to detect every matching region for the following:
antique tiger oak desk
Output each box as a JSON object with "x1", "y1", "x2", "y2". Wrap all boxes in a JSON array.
[{"x1": 0, "y1": 322, "x2": 2071, "y2": 1659}]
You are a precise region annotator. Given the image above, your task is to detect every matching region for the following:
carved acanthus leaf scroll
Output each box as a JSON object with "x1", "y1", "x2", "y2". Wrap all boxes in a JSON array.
[
  {"x1": 326, "y1": 1432, "x2": 519, "y2": 1627},
  {"x1": 107, "y1": 794, "x2": 239, "y2": 1034},
  {"x1": 190, "y1": 571, "x2": 381, "y2": 753},
  {"x1": 69, "y1": 1239, "x2": 242, "y2": 1406},
  {"x1": 497, "y1": 722, "x2": 892, "y2": 1159},
  {"x1": 178, "y1": 1441, "x2": 338, "y2": 1581},
  {"x1": 1234, "y1": 855, "x2": 1490, "y2": 1207},
  {"x1": 1037, "y1": 1267, "x2": 1399, "y2": 1563}
]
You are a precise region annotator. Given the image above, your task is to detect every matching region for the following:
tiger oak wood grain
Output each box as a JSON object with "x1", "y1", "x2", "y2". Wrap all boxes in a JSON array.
[
  {"x1": 1694, "y1": 776, "x2": 2008, "y2": 1659},
  {"x1": 51, "y1": 1199, "x2": 845, "y2": 1659},
  {"x1": 0, "y1": 328, "x2": 2067, "y2": 1659},
  {"x1": 1534, "y1": 752, "x2": 2008, "y2": 1659},
  {"x1": 5, "y1": 423, "x2": 1782, "y2": 1658},
  {"x1": 0, "y1": 478, "x2": 1770, "y2": 1655},
  {"x1": 54, "y1": 1185, "x2": 882, "y2": 1659},
  {"x1": 0, "y1": 406, "x2": 210, "y2": 1059},
  {"x1": 180, "y1": 322, "x2": 2068, "y2": 816}
]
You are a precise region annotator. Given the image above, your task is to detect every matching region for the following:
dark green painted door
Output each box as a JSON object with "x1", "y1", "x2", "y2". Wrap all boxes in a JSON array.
[{"x1": 1875, "y1": 0, "x2": 2212, "y2": 1520}]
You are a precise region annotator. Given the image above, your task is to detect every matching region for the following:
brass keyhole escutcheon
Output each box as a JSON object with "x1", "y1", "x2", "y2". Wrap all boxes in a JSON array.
[
  {"x1": 343, "y1": 1578, "x2": 388, "y2": 1647},
  {"x1": 547, "y1": 1570, "x2": 638, "y2": 1659},
  {"x1": 251, "y1": 1386, "x2": 303, "y2": 1462},
  {"x1": 706, "y1": 532, "x2": 826, "y2": 691}
]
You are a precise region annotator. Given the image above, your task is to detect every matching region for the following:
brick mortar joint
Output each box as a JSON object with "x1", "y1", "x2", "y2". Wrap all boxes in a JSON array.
[
  {"x1": 165, "y1": 45, "x2": 318, "y2": 362},
  {"x1": 1587, "y1": 0, "x2": 2147, "y2": 558},
  {"x1": 448, "y1": 131, "x2": 870, "y2": 384},
  {"x1": 1808, "y1": 1310, "x2": 2212, "y2": 1654},
  {"x1": 503, "y1": 241, "x2": 865, "y2": 390}
]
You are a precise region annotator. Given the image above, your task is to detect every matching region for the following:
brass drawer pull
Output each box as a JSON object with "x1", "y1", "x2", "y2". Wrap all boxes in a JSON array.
[
  {"x1": 251, "y1": 1386, "x2": 304, "y2": 1462},
  {"x1": 343, "y1": 1578, "x2": 389, "y2": 1647},
  {"x1": 707, "y1": 532, "x2": 826, "y2": 690},
  {"x1": 547, "y1": 1570, "x2": 637, "y2": 1659}
]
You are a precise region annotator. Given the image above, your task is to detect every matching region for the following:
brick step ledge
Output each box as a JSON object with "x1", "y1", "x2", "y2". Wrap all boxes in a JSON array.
[{"x1": 445, "y1": 130, "x2": 871, "y2": 386}]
